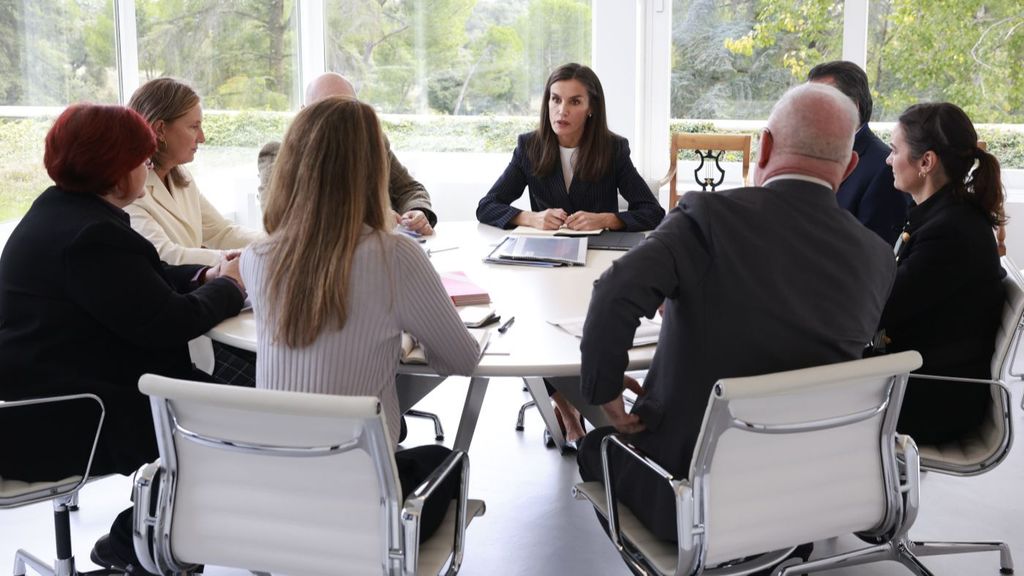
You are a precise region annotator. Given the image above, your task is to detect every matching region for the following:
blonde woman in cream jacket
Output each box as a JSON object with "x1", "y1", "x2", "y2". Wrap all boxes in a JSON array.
[{"x1": 127, "y1": 77, "x2": 260, "y2": 266}]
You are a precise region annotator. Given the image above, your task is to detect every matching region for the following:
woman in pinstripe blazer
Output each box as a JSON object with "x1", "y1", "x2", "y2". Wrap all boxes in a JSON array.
[{"x1": 476, "y1": 63, "x2": 664, "y2": 233}]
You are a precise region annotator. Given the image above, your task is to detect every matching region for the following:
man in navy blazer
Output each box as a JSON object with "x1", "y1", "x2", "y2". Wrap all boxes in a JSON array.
[{"x1": 809, "y1": 61, "x2": 909, "y2": 245}]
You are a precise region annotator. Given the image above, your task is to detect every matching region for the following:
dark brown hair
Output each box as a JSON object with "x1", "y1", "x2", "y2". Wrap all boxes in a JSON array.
[
  {"x1": 529, "y1": 63, "x2": 614, "y2": 182},
  {"x1": 898, "y1": 102, "x2": 1005, "y2": 227},
  {"x1": 807, "y1": 60, "x2": 872, "y2": 126}
]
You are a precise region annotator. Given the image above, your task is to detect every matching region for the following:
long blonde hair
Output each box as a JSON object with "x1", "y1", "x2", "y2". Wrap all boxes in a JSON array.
[{"x1": 261, "y1": 96, "x2": 390, "y2": 347}]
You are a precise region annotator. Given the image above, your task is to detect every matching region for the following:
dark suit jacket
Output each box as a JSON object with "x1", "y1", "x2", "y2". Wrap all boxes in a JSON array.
[
  {"x1": 881, "y1": 186, "x2": 1004, "y2": 443},
  {"x1": 580, "y1": 178, "x2": 895, "y2": 541},
  {"x1": 476, "y1": 133, "x2": 665, "y2": 231},
  {"x1": 838, "y1": 125, "x2": 909, "y2": 245},
  {"x1": 0, "y1": 187, "x2": 244, "y2": 481}
]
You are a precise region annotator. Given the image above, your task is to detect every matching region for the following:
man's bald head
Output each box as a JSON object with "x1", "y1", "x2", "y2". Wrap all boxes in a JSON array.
[
  {"x1": 304, "y1": 73, "x2": 356, "y2": 106},
  {"x1": 755, "y1": 83, "x2": 860, "y2": 189}
]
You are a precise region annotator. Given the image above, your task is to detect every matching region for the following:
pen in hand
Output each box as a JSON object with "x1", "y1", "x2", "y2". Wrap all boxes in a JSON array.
[{"x1": 497, "y1": 316, "x2": 516, "y2": 334}]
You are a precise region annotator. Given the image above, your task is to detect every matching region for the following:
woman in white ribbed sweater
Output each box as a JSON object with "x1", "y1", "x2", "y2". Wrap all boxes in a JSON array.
[{"x1": 240, "y1": 95, "x2": 481, "y2": 541}]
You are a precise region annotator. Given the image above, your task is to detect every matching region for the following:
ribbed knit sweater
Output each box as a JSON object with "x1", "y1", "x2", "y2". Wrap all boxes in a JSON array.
[{"x1": 241, "y1": 227, "x2": 481, "y2": 445}]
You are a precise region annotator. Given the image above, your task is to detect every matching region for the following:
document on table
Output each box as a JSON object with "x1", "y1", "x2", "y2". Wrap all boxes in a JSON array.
[
  {"x1": 548, "y1": 315, "x2": 662, "y2": 347},
  {"x1": 510, "y1": 225, "x2": 603, "y2": 237}
]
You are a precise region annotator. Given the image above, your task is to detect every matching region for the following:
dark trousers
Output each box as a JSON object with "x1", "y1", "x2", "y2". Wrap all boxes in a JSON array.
[
  {"x1": 210, "y1": 341, "x2": 257, "y2": 388},
  {"x1": 107, "y1": 445, "x2": 459, "y2": 567}
]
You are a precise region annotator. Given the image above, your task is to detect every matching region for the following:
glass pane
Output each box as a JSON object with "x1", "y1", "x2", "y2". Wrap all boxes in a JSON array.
[
  {"x1": 323, "y1": 0, "x2": 592, "y2": 221},
  {"x1": 867, "y1": 0, "x2": 1024, "y2": 124},
  {"x1": 325, "y1": 0, "x2": 591, "y2": 119},
  {"x1": 134, "y1": 0, "x2": 302, "y2": 229},
  {"x1": 0, "y1": 0, "x2": 118, "y2": 224},
  {"x1": 136, "y1": 0, "x2": 301, "y2": 111},
  {"x1": 670, "y1": 0, "x2": 844, "y2": 120}
]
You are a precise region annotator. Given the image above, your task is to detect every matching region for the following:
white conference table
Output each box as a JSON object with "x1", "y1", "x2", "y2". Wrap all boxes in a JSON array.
[{"x1": 208, "y1": 221, "x2": 656, "y2": 450}]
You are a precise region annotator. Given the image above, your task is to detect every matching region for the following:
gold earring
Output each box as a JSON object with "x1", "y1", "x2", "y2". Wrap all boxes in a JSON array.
[{"x1": 918, "y1": 171, "x2": 926, "y2": 179}]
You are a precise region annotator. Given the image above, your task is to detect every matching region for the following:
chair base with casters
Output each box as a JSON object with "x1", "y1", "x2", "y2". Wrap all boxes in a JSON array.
[
  {"x1": 515, "y1": 400, "x2": 535, "y2": 431},
  {"x1": 1, "y1": 394, "x2": 105, "y2": 576},
  {"x1": 132, "y1": 374, "x2": 486, "y2": 576},
  {"x1": 406, "y1": 409, "x2": 445, "y2": 441}
]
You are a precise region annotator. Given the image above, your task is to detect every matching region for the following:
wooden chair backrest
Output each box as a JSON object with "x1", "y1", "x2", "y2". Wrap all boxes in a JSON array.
[{"x1": 669, "y1": 133, "x2": 752, "y2": 209}]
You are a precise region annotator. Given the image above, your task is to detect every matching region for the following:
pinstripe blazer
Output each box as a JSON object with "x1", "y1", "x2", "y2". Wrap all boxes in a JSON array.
[{"x1": 476, "y1": 133, "x2": 665, "y2": 231}]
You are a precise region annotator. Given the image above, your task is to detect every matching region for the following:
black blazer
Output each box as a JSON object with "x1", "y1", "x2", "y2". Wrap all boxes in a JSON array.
[
  {"x1": 0, "y1": 187, "x2": 244, "y2": 481},
  {"x1": 476, "y1": 133, "x2": 665, "y2": 231},
  {"x1": 581, "y1": 179, "x2": 896, "y2": 541},
  {"x1": 838, "y1": 126, "x2": 909, "y2": 245},
  {"x1": 881, "y1": 186, "x2": 1004, "y2": 443}
]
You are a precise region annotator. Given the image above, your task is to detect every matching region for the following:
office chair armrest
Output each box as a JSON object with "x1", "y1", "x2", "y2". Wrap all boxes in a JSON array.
[
  {"x1": 910, "y1": 373, "x2": 1003, "y2": 386},
  {"x1": 893, "y1": 434, "x2": 922, "y2": 540},
  {"x1": 401, "y1": 450, "x2": 470, "y2": 576},
  {"x1": 132, "y1": 461, "x2": 162, "y2": 576},
  {"x1": 600, "y1": 435, "x2": 697, "y2": 571}
]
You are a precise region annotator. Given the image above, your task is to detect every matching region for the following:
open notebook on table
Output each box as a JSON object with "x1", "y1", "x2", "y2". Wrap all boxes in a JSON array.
[
  {"x1": 400, "y1": 328, "x2": 491, "y2": 364},
  {"x1": 548, "y1": 315, "x2": 661, "y2": 348}
]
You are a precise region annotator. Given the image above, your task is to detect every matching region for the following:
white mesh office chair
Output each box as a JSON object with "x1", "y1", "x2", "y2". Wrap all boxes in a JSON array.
[
  {"x1": 0, "y1": 394, "x2": 104, "y2": 576},
  {"x1": 132, "y1": 374, "x2": 485, "y2": 576},
  {"x1": 574, "y1": 352, "x2": 937, "y2": 576},
  {"x1": 883, "y1": 256, "x2": 1022, "y2": 572}
]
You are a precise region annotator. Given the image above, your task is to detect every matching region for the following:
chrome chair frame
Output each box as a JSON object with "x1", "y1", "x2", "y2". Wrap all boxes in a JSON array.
[
  {"x1": 574, "y1": 352, "x2": 940, "y2": 576},
  {"x1": 132, "y1": 375, "x2": 481, "y2": 576},
  {"x1": 0, "y1": 394, "x2": 104, "y2": 576}
]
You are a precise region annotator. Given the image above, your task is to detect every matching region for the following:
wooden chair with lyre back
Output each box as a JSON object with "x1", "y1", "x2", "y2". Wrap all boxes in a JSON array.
[{"x1": 668, "y1": 133, "x2": 753, "y2": 209}]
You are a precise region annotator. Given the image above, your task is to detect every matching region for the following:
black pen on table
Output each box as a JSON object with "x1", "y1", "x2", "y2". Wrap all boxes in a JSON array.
[{"x1": 497, "y1": 316, "x2": 516, "y2": 334}]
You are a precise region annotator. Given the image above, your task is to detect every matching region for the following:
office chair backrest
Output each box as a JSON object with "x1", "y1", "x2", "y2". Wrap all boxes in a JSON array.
[
  {"x1": 139, "y1": 375, "x2": 401, "y2": 576},
  {"x1": 992, "y1": 256, "x2": 1023, "y2": 380},
  {"x1": 687, "y1": 352, "x2": 921, "y2": 565},
  {"x1": 0, "y1": 393, "x2": 104, "y2": 507},
  {"x1": 918, "y1": 256, "x2": 1021, "y2": 475}
]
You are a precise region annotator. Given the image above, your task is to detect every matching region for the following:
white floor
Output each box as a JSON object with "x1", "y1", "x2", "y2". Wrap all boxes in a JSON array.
[{"x1": 2, "y1": 375, "x2": 1022, "y2": 576}]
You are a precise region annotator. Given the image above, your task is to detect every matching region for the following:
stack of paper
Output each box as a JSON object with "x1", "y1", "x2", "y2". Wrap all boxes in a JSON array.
[
  {"x1": 548, "y1": 315, "x2": 661, "y2": 348},
  {"x1": 510, "y1": 225, "x2": 603, "y2": 237},
  {"x1": 400, "y1": 328, "x2": 491, "y2": 364},
  {"x1": 440, "y1": 271, "x2": 491, "y2": 306}
]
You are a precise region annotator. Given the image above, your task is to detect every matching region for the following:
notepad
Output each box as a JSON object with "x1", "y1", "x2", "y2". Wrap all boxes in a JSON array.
[
  {"x1": 440, "y1": 271, "x2": 491, "y2": 306},
  {"x1": 548, "y1": 315, "x2": 661, "y2": 348},
  {"x1": 458, "y1": 305, "x2": 499, "y2": 328},
  {"x1": 485, "y1": 236, "x2": 588, "y2": 267},
  {"x1": 510, "y1": 225, "x2": 603, "y2": 237},
  {"x1": 400, "y1": 328, "x2": 491, "y2": 364}
]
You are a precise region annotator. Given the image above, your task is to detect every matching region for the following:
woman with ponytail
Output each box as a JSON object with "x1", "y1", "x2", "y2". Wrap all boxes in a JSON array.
[{"x1": 880, "y1": 102, "x2": 1006, "y2": 444}]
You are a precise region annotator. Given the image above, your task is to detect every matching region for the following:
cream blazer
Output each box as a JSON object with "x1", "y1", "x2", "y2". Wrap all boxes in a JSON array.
[{"x1": 126, "y1": 167, "x2": 262, "y2": 266}]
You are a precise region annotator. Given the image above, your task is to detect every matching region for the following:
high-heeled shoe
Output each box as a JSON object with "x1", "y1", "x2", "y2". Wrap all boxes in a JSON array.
[{"x1": 543, "y1": 405, "x2": 586, "y2": 453}]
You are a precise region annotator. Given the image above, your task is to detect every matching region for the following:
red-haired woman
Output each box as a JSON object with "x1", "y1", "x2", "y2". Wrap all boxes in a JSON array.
[{"x1": 0, "y1": 104, "x2": 246, "y2": 571}]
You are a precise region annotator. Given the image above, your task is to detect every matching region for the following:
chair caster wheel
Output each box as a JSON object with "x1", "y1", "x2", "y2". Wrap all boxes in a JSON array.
[{"x1": 435, "y1": 434, "x2": 444, "y2": 442}]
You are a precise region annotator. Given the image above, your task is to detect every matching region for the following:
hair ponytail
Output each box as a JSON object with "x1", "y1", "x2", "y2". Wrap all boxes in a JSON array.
[{"x1": 968, "y1": 148, "x2": 1006, "y2": 227}]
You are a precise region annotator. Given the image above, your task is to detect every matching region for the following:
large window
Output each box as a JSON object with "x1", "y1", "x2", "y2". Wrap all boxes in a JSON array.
[
  {"x1": 133, "y1": 1, "x2": 302, "y2": 225},
  {"x1": 866, "y1": 0, "x2": 1023, "y2": 124},
  {"x1": 323, "y1": 0, "x2": 592, "y2": 219},
  {"x1": 0, "y1": 0, "x2": 118, "y2": 222},
  {"x1": 670, "y1": 0, "x2": 843, "y2": 120}
]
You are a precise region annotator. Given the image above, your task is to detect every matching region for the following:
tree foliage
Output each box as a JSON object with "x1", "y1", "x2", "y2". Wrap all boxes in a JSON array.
[{"x1": 673, "y1": 0, "x2": 1023, "y2": 123}]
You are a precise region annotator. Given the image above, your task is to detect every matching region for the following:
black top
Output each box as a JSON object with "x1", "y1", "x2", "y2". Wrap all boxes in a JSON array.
[
  {"x1": 881, "y1": 185, "x2": 1004, "y2": 443},
  {"x1": 837, "y1": 125, "x2": 910, "y2": 245},
  {"x1": 476, "y1": 133, "x2": 665, "y2": 231},
  {"x1": 0, "y1": 187, "x2": 244, "y2": 480}
]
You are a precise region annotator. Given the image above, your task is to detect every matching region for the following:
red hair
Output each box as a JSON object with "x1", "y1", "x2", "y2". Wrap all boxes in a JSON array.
[{"x1": 44, "y1": 104, "x2": 157, "y2": 195}]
